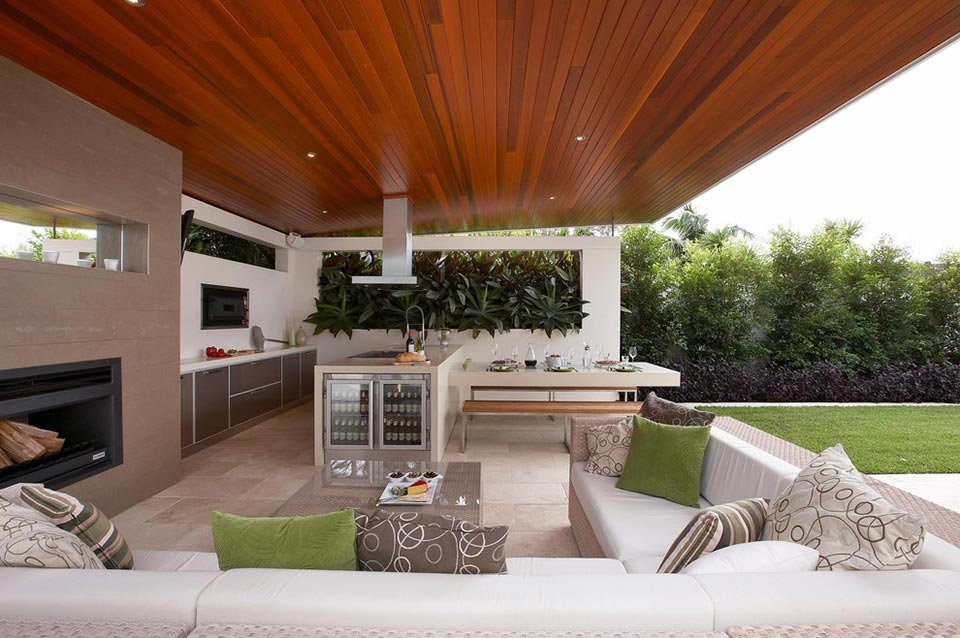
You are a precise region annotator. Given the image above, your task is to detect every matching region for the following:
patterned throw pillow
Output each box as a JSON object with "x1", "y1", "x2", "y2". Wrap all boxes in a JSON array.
[
  {"x1": 353, "y1": 509, "x2": 507, "y2": 574},
  {"x1": 763, "y1": 444, "x2": 925, "y2": 571},
  {"x1": 0, "y1": 496, "x2": 103, "y2": 569},
  {"x1": 640, "y1": 392, "x2": 716, "y2": 426},
  {"x1": 20, "y1": 486, "x2": 134, "y2": 570},
  {"x1": 584, "y1": 418, "x2": 632, "y2": 476},
  {"x1": 658, "y1": 497, "x2": 768, "y2": 573}
]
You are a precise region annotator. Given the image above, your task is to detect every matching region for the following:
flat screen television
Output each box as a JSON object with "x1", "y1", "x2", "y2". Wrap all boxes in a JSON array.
[{"x1": 201, "y1": 284, "x2": 248, "y2": 329}]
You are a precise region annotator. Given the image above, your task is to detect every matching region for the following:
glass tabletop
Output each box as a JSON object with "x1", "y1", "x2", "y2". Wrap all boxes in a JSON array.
[{"x1": 272, "y1": 459, "x2": 482, "y2": 524}]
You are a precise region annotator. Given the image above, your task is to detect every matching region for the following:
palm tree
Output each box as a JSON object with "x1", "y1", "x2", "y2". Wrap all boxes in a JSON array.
[
  {"x1": 661, "y1": 204, "x2": 752, "y2": 256},
  {"x1": 823, "y1": 218, "x2": 864, "y2": 244},
  {"x1": 701, "y1": 224, "x2": 755, "y2": 250}
]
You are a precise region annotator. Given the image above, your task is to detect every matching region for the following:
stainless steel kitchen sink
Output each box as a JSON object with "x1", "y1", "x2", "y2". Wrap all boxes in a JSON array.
[{"x1": 348, "y1": 349, "x2": 406, "y2": 359}]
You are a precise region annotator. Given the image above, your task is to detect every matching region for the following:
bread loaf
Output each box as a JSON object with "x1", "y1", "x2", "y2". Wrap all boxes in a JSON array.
[{"x1": 395, "y1": 351, "x2": 427, "y2": 363}]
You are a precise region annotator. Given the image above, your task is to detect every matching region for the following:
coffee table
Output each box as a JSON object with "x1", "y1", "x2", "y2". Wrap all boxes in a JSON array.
[{"x1": 272, "y1": 459, "x2": 482, "y2": 525}]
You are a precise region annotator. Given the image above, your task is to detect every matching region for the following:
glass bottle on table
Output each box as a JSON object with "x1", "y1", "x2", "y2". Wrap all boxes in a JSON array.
[
  {"x1": 406, "y1": 329, "x2": 416, "y2": 353},
  {"x1": 524, "y1": 342, "x2": 537, "y2": 369}
]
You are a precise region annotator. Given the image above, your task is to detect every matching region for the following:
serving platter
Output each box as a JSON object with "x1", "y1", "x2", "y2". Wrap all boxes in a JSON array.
[{"x1": 376, "y1": 480, "x2": 440, "y2": 506}]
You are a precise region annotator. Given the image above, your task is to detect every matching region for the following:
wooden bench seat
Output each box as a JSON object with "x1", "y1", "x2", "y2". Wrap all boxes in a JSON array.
[
  {"x1": 462, "y1": 400, "x2": 642, "y2": 414},
  {"x1": 460, "y1": 400, "x2": 640, "y2": 451}
]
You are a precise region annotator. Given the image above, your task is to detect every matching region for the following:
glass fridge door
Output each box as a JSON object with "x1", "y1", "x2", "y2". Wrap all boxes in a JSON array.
[
  {"x1": 325, "y1": 379, "x2": 374, "y2": 449},
  {"x1": 378, "y1": 380, "x2": 428, "y2": 450}
]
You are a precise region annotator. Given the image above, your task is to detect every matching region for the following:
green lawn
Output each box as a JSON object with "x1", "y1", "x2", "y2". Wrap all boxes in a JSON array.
[{"x1": 696, "y1": 406, "x2": 960, "y2": 474}]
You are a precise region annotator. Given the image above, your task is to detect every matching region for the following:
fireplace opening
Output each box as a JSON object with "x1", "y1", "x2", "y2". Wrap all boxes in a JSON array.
[{"x1": 0, "y1": 359, "x2": 121, "y2": 489}]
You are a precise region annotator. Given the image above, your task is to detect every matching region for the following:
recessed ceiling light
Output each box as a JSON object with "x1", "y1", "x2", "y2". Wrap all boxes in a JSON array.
[
  {"x1": 306, "y1": 152, "x2": 317, "y2": 159},
  {"x1": 321, "y1": 210, "x2": 328, "y2": 214},
  {"x1": 574, "y1": 135, "x2": 586, "y2": 142},
  {"x1": 548, "y1": 196, "x2": 556, "y2": 200},
  {"x1": 123, "y1": 0, "x2": 146, "y2": 6}
]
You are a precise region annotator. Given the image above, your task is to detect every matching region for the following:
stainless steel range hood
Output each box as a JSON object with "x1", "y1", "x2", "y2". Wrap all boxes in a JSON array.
[{"x1": 352, "y1": 196, "x2": 419, "y2": 286}]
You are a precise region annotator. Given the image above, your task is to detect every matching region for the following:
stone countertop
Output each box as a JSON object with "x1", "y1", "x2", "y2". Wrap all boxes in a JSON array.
[
  {"x1": 316, "y1": 345, "x2": 463, "y2": 374},
  {"x1": 180, "y1": 344, "x2": 317, "y2": 374},
  {"x1": 447, "y1": 360, "x2": 680, "y2": 388}
]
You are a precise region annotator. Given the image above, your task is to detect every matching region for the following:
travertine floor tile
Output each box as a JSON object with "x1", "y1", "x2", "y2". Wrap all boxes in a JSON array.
[
  {"x1": 180, "y1": 459, "x2": 237, "y2": 477},
  {"x1": 243, "y1": 478, "x2": 311, "y2": 500},
  {"x1": 506, "y1": 528, "x2": 579, "y2": 558},
  {"x1": 156, "y1": 476, "x2": 264, "y2": 499},
  {"x1": 482, "y1": 503, "x2": 518, "y2": 528},
  {"x1": 514, "y1": 503, "x2": 569, "y2": 531},
  {"x1": 481, "y1": 481, "x2": 568, "y2": 504},
  {"x1": 510, "y1": 466, "x2": 570, "y2": 483}
]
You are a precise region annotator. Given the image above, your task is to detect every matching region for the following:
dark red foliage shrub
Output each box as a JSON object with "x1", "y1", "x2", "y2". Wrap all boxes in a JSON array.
[{"x1": 639, "y1": 360, "x2": 960, "y2": 403}]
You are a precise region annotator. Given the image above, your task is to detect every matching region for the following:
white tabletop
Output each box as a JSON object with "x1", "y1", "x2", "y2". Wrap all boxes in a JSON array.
[{"x1": 447, "y1": 361, "x2": 680, "y2": 388}]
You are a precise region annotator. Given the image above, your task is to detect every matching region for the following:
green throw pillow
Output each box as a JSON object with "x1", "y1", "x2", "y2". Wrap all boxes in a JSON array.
[
  {"x1": 616, "y1": 416, "x2": 711, "y2": 508},
  {"x1": 211, "y1": 510, "x2": 357, "y2": 571}
]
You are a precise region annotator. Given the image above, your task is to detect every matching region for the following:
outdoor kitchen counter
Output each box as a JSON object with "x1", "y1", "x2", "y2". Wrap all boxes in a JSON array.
[
  {"x1": 448, "y1": 360, "x2": 680, "y2": 388},
  {"x1": 313, "y1": 345, "x2": 463, "y2": 464},
  {"x1": 315, "y1": 344, "x2": 463, "y2": 373},
  {"x1": 180, "y1": 344, "x2": 317, "y2": 374}
]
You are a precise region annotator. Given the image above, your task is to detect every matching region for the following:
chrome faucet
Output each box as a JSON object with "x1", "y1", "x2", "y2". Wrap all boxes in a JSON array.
[{"x1": 405, "y1": 304, "x2": 426, "y2": 353}]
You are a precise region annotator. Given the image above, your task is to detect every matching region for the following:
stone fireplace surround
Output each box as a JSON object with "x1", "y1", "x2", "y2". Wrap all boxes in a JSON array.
[{"x1": 0, "y1": 58, "x2": 183, "y2": 515}]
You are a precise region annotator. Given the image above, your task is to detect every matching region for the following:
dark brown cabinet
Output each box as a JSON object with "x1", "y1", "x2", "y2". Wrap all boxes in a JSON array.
[
  {"x1": 182, "y1": 348, "x2": 317, "y2": 449},
  {"x1": 195, "y1": 367, "x2": 229, "y2": 441},
  {"x1": 282, "y1": 354, "x2": 300, "y2": 404},
  {"x1": 230, "y1": 358, "x2": 281, "y2": 395},
  {"x1": 300, "y1": 349, "x2": 316, "y2": 397},
  {"x1": 231, "y1": 383, "x2": 282, "y2": 426},
  {"x1": 180, "y1": 373, "x2": 194, "y2": 447}
]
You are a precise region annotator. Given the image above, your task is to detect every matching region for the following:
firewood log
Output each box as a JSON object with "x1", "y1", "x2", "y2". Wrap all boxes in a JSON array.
[
  {"x1": 6, "y1": 421, "x2": 65, "y2": 453},
  {"x1": 0, "y1": 419, "x2": 46, "y2": 463}
]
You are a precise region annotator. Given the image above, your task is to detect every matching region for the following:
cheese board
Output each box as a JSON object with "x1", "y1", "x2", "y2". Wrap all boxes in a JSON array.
[{"x1": 376, "y1": 479, "x2": 440, "y2": 506}]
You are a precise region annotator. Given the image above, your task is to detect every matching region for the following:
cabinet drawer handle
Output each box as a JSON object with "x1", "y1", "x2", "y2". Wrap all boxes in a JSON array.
[
  {"x1": 201, "y1": 369, "x2": 223, "y2": 376},
  {"x1": 248, "y1": 388, "x2": 262, "y2": 395},
  {"x1": 250, "y1": 362, "x2": 261, "y2": 367}
]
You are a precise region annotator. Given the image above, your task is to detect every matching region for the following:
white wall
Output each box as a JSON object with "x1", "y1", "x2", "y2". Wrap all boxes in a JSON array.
[
  {"x1": 180, "y1": 196, "x2": 302, "y2": 358},
  {"x1": 298, "y1": 235, "x2": 622, "y2": 366},
  {"x1": 178, "y1": 200, "x2": 623, "y2": 364}
]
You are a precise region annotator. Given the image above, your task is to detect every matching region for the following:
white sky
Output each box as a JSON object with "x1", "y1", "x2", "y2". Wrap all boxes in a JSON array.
[{"x1": 682, "y1": 38, "x2": 960, "y2": 262}]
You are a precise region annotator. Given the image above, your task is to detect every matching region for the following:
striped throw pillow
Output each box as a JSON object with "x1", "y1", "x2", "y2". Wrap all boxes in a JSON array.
[
  {"x1": 20, "y1": 486, "x2": 133, "y2": 570},
  {"x1": 657, "y1": 497, "x2": 768, "y2": 573}
]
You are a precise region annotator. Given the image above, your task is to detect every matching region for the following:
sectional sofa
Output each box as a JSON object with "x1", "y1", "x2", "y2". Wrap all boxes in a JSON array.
[{"x1": 0, "y1": 421, "x2": 958, "y2": 637}]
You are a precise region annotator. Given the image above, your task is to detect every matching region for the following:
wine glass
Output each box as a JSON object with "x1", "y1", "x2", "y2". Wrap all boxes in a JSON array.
[
  {"x1": 511, "y1": 346, "x2": 519, "y2": 363},
  {"x1": 628, "y1": 346, "x2": 638, "y2": 362},
  {"x1": 491, "y1": 343, "x2": 500, "y2": 362}
]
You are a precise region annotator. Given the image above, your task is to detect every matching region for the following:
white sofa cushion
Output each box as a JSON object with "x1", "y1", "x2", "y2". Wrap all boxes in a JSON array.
[
  {"x1": 621, "y1": 555, "x2": 667, "y2": 574},
  {"x1": 571, "y1": 461, "x2": 709, "y2": 567},
  {"x1": 700, "y1": 429, "x2": 798, "y2": 505},
  {"x1": 0, "y1": 567, "x2": 220, "y2": 626},
  {"x1": 680, "y1": 541, "x2": 819, "y2": 575},
  {"x1": 130, "y1": 551, "x2": 627, "y2": 577},
  {"x1": 912, "y1": 534, "x2": 960, "y2": 571},
  {"x1": 505, "y1": 557, "x2": 627, "y2": 576},
  {"x1": 693, "y1": 569, "x2": 960, "y2": 629},
  {"x1": 196, "y1": 569, "x2": 716, "y2": 631},
  {"x1": 133, "y1": 550, "x2": 220, "y2": 572}
]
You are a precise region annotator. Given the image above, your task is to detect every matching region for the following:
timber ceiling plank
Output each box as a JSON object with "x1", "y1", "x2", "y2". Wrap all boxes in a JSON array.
[{"x1": 0, "y1": 0, "x2": 958, "y2": 234}]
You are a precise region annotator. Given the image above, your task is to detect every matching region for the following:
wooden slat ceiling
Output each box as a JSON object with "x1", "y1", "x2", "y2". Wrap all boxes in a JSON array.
[{"x1": 1, "y1": 1, "x2": 958, "y2": 236}]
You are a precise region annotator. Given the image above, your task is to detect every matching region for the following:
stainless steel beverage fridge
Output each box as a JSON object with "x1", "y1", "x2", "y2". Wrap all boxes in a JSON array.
[{"x1": 323, "y1": 373, "x2": 429, "y2": 451}]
